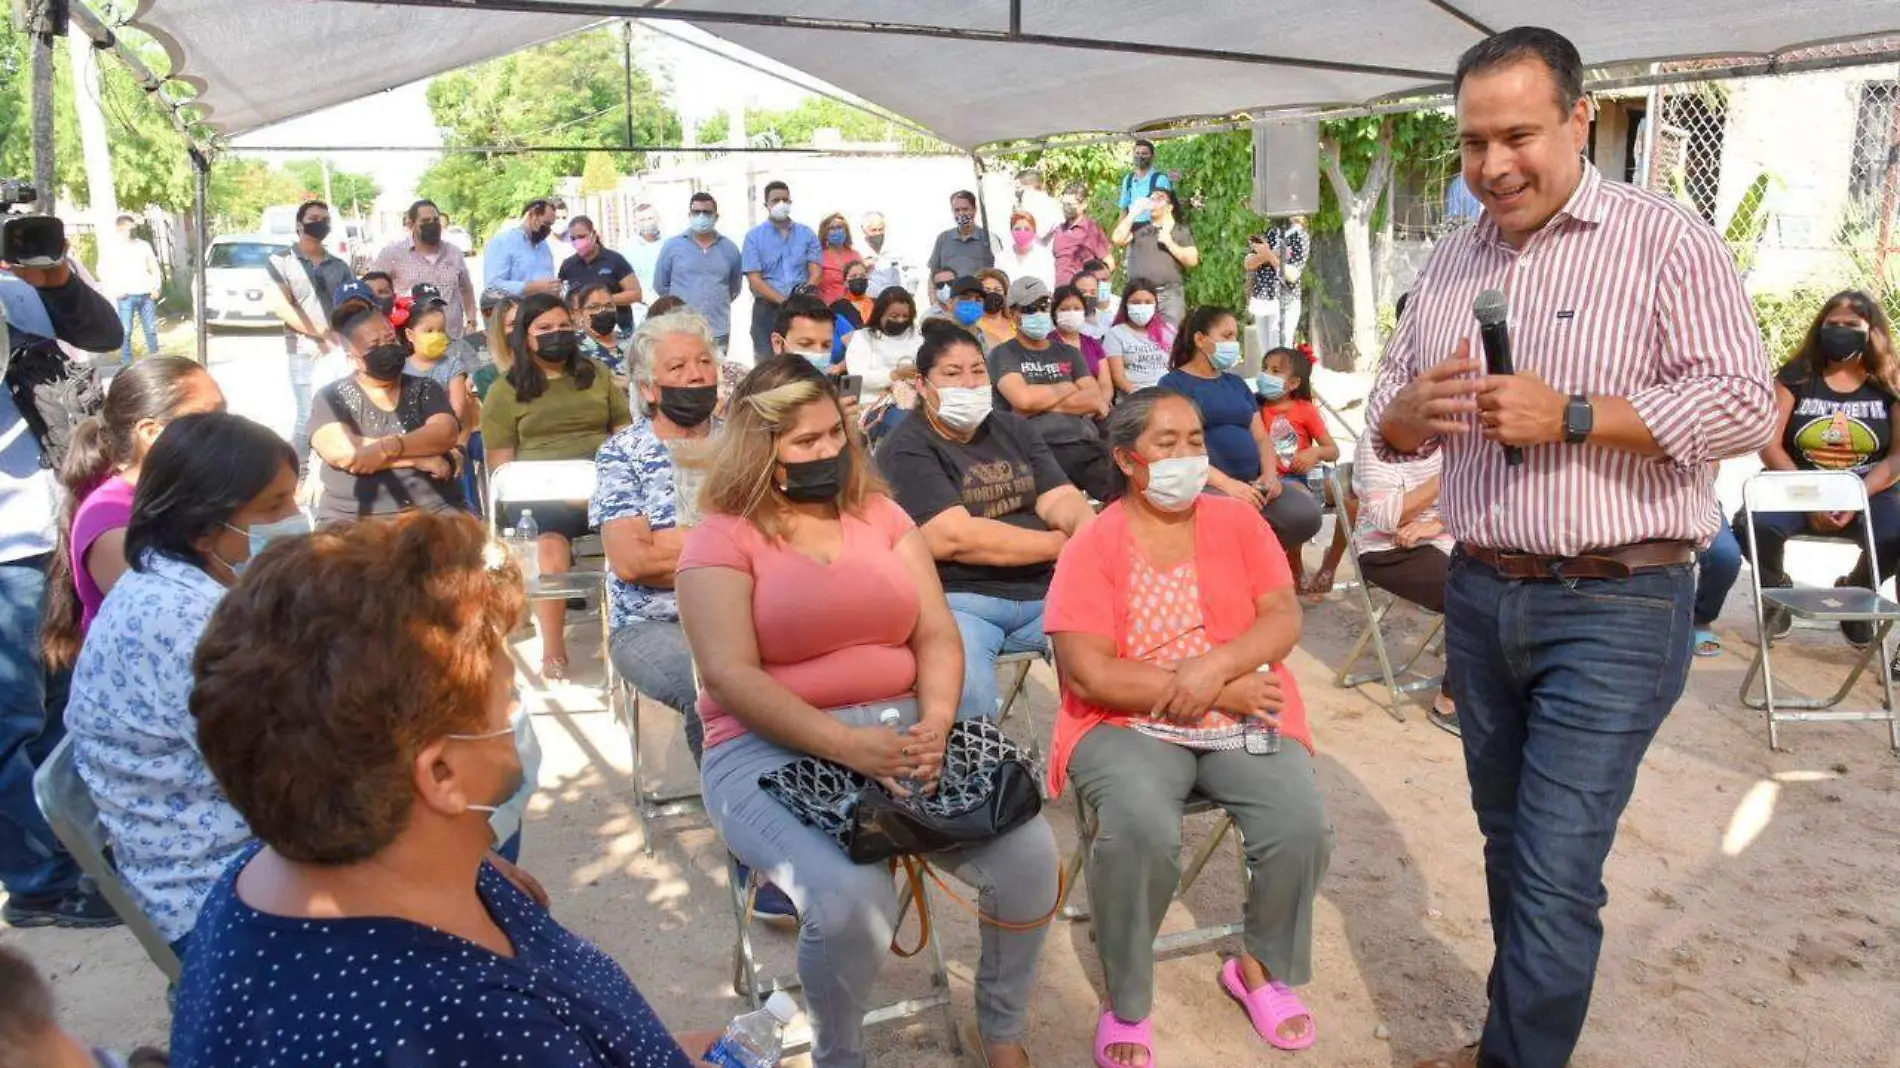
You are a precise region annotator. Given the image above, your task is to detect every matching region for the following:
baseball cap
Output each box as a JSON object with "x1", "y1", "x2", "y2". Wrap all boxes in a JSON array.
[
  {"x1": 951, "y1": 275, "x2": 985, "y2": 297},
  {"x1": 332, "y1": 279, "x2": 377, "y2": 311},
  {"x1": 410, "y1": 282, "x2": 446, "y2": 309},
  {"x1": 1007, "y1": 275, "x2": 1050, "y2": 308}
]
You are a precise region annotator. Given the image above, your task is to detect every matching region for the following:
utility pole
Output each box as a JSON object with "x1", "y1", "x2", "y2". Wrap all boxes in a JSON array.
[{"x1": 69, "y1": 27, "x2": 118, "y2": 235}]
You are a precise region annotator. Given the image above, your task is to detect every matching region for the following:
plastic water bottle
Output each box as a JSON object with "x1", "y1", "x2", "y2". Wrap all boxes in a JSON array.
[
  {"x1": 879, "y1": 707, "x2": 925, "y2": 798},
  {"x1": 510, "y1": 510, "x2": 541, "y2": 585},
  {"x1": 704, "y1": 991, "x2": 799, "y2": 1068},
  {"x1": 1244, "y1": 666, "x2": 1282, "y2": 756}
]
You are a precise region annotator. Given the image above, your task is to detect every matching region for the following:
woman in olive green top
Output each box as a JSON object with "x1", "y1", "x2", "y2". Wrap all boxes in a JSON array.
[{"x1": 483, "y1": 291, "x2": 633, "y2": 679}]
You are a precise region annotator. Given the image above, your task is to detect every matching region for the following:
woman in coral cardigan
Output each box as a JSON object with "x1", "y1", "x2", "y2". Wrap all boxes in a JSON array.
[{"x1": 1044, "y1": 387, "x2": 1334, "y2": 1068}]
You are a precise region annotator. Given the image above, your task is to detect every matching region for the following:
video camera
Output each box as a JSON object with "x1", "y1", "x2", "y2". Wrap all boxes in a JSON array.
[{"x1": 1, "y1": 179, "x2": 67, "y2": 268}]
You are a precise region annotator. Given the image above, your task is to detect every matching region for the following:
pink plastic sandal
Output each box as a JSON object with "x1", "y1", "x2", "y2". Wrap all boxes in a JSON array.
[
  {"x1": 1219, "y1": 957, "x2": 1317, "y2": 1051},
  {"x1": 1093, "y1": 1010, "x2": 1155, "y2": 1068}
]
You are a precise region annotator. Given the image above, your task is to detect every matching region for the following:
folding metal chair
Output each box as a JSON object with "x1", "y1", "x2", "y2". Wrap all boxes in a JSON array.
[
  {"x1": 486, "y1": 460, "x2": 606, "y2": 564},
  {"x1": 992, "y1": 650, "x2": 1046, "y2": 760},
  {"x1": 1330, "y1": 463, "x2": 1443, "y2": 723},
  {"x1": 727, "y1": 855, "x2": 959, "y2": 1055},
  {"x1": 1737, "y1": 470, "x2": 1900, "y2": 751},
  {"x1": 600, "y1": 577, "x2": 708, "y2": 856},
  {"x1": 32, "y1": 737, "x2": 182, "y2": 983},
  {"x1": 1061, "y1": 794, "x2": 1245, "y2": 955}
]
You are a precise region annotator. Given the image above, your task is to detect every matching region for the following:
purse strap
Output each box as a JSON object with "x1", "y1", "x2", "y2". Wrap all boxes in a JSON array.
[{"x1": 893, "y1": 854, "x2": 1073, "y2": 941}]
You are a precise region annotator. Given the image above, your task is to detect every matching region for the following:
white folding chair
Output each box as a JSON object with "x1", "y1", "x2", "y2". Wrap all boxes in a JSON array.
[
  {"x1": 32, "y1": 737, "x2": 182, "y2": 984},
  {"x1": 600, "y1": 579, "x2": 708, "y2": 856},
  {"x1": 1330, "y1": 463, "x2": 1443, "y2": 723},
  {"x1": 1061, "y1": 794, "x2": 1245, "y2": 956},
  {"x1": 486, "y1": 460, "x2": 605, "y2": 564},
  {"x1": 1738, "y1": 470, "x2": 1900, "y2": 751}
]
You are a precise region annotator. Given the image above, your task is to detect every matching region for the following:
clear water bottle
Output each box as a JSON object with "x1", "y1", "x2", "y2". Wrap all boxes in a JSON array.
[
  {"x1": 878, "y1": 707, "x2": 925, "y2": 798},
  {"x1": 1245, "y1": 666, "x2": 1282, "y2": 756},
  {"x1": 704, "y1": 990, "x2": 799, "y2": 1068},
  {"x1": 510, "y1": 510, "x2": 541, "y2": 585}
]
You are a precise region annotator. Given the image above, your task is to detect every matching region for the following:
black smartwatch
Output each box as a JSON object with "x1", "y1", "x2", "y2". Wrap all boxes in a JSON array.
[{"x1": 1563, "y1": 393, "x2": 1593, "y2": 444}]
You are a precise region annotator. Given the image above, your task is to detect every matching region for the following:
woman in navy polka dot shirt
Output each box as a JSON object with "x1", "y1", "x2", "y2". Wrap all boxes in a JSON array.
[{"x1": 170, "y1": 513, "x2": 718, "y2": 1068}]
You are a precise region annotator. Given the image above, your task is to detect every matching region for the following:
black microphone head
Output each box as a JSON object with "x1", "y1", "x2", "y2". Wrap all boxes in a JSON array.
[{"x1": 1473, "y1": 289, "x2": 1509, "y2": 327}]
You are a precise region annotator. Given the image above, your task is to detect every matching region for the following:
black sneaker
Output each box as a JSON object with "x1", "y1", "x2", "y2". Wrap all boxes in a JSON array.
[
  {"x1": 1, "y1": 878, "x2": 124, "y2": 929},
  {"x1": 1837, "y1": 577, "x2": 1875, "y2": 648}
]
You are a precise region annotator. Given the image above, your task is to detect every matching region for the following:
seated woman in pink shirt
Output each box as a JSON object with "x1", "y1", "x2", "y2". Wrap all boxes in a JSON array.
[
  {"x1": 677, "y1": 356, "x2": 1057, "y2": 1068},
  {"x1": 1044, "y1": 387, "x2": 1333, "y2": 1068},
  {"x1": 41, "y1": 356, "x2": 225, "y2": 673}
]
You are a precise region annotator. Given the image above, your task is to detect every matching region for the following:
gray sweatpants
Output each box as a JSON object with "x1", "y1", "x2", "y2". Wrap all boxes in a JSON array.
[
  {"x1": 1067, "y1": 725, "x2": 1334, "y2": 1021},
  {"x1": 703, "y1": 728, "x2": 1059, "y2": 1068}
]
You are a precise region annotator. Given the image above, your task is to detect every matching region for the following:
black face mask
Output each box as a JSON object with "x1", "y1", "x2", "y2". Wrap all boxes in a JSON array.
[
  {"x1": 529, "y1": 223, "x2": 553, "y2": 244},
  {"x1": 846, "y1": 278, "x2": 869, "y2": 296},
  {"x1": 417, "y1": 220, "x2": 442, "y2": 244},
  {"x1": 589, "y1": 310, "x2": 619, "y2": 336},
  {"x1": 779, "y1": 449, "x2": 849, "y2": 504},
  {"x1": 375, "y1": 296, "x2": 396, "y2": 315},
  {"x1": 656, "y1": 384, "x2": 718, "y2": 428},
  {"x1": 1134, "y1": 154, "x2": 1153, "y2": 169},
  {"x1": 363, "y1": 344, "x2": 407, "y2": 383},
  {"x1": 1818, "y1": 324, "x2": 1869, "y2": 362},
  {"x1": 881, "y1": 319, "x2": 912, "y2": 335},
  {"x1": 534, "y1": 330, "x2": 579, "y2": 362},
  {"x1": 301, "y1": 220, "x2": 331, "y2": 241},
  {"x1": 981, "y1": 292, "x2": 1005, "y2": 315}
]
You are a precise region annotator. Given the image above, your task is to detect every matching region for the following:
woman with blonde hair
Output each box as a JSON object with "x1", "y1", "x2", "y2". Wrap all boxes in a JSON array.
[{"x1": 677, "y1": 356, "x2": 1058, "y2": 1068}]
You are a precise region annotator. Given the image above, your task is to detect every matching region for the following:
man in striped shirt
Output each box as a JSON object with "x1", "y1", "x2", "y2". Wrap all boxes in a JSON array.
[{"x1": 1367, "y1": 28, "x2": 1773, "y2": 1068}]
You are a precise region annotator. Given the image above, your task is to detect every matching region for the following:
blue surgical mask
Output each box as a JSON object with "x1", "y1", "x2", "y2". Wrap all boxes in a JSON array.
[
  {"x1": 688, "y1": 212, "x2": 716, "y2": 234},
  {"x1": 789, "y1": 349, "x2": 831, "y2": 371},
  {"x1": 1019, "y1": 312, "x2": 1055, "y2": 340},
  {"x1": 954, "y1": 299, "x2": 984, "y2": 326},
  {"x1": 1212, "y1": 340, "x2": 1242, "y2": 370},
  {"x1": 825, "y1": 229, "x2": 847, "y2": 248},
  {"x1": 219, "y1": 511, "x2": 314, "y2": 575},
  {"x1": 454, "y1": 708, "x2": 540, "y2": 847},
  {"x1": 1256, "y1": 373, "x2": 1287, "y2": 401}
]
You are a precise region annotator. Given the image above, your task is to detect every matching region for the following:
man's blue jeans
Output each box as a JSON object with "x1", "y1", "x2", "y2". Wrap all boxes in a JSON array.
[
  {"x1": 1443, "y1": 551, "x2": 1693, "y2": 1068},
  {"x1": 116, "y1": 294, "x2": 160, "y2": 363},
  {"x1": 0, "y1": 554, "x2": 81, "y2": 901},
  {"x1": 946, "y1": 593, "x2": 1047, "y2": 723},
  {"x1": 1695, "y1": 522, "x2": 1743, "y2": 626}
]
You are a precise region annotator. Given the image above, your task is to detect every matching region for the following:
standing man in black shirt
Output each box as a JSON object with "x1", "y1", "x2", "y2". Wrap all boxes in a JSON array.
[
  {"x1": 987, "y1": 277, "x2": 1117, "y2": 500},
  {"x1": 876, "y1": 324, "x2": 1094, "y2": 723},
  {"x1": 557, "y1": 216, "x2": 643, "y2": 336}
]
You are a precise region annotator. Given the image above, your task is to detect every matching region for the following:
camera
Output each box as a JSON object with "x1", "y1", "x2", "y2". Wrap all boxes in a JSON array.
[{"x1": 1, "y1": 179, "x2": 68, "y2": 269}]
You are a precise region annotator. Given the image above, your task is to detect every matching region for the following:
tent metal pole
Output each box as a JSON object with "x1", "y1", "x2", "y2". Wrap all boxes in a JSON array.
[
  {"x1": 190, "y1": 147, "x2": 209, "y2": 366},
  {"x1": 622, "y1": 19, "x2": 635, "y2": 151},
  {"x1": 321, "y1": 0, "x2": 1452, "y2": 82},
  {"x1": 223, "y1": 142, "x2": 957, "y2": 158}
]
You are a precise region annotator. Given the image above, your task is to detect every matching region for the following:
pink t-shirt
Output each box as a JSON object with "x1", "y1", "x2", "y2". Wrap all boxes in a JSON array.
[
  {"x1": 677, "y1": 495, "x2": 921, "y2": 750},
  {"x1": 70, "y1": 475, "x2": 136, "y2": 635}
]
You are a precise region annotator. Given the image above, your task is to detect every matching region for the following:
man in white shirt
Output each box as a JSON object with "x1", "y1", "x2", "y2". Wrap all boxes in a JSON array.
[
  {"x1": 100, "y1": 214, "x2": 163, "y2": 365},
  {"x1": 1015, "y1": 170, "x2": 1063, "y2": 243},
  {"x1": 860, "y1": 212, "x2": 914, "y2": 297}
]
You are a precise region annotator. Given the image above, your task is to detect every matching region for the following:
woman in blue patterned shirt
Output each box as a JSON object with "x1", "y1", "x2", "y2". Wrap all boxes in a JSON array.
[{"x1": 171, "y1": 513, "x2": 715, "y2": 1068}]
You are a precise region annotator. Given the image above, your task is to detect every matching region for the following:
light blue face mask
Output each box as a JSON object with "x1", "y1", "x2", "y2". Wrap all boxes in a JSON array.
[
  {"x1": 937, "y1": 283, "x2": 954, "y2": 304},
  {"x1": 218, "y1": 511, "x2": 314, "y2": 576},
  {"x1": 1256, "y1": 373, "x2": 1287, "y2": 401},
  {"x1": 1019, "y1": 311, "x2": 1055, "y2": 340},
  {"x1": 1212, "y1": 340, "x2": 1243, "y2": 370},
  {"x1": 954, "y1": 299, "x2": 984, "y2": 326},
  {"x1": 453, "y1": 707, "x2": 540, "y2": 847},
  {"x1": 787, "y1": 349, "x2": 831, "y2": 371},
  {"x1": 688, "y1": 212, "x2": 716, "y2": 234}
]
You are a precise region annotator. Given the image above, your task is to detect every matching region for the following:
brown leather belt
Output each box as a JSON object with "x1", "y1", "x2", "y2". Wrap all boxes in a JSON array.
[{"x1": 1459, "y1": 540, "x2": 1695, "y2": 580}]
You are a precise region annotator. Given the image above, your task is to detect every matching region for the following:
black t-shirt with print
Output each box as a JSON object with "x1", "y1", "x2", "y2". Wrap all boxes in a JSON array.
[
  {"x1": 875, "y1": 409, "x2": 1070, "y2": 601},
  {"x1": 987, "y1": 337, "x2": 1098, "y2": 445},
  {"x1": 309, "y1": 374, "x2": 464, "y2": 524},
  {"x1": 1778, "y1": 361, "x2": 1894, "y2": 476}
]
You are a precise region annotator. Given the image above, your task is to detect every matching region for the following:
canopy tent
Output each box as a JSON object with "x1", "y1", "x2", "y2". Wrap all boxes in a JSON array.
[{"x1": 128, "y1": 0, "x2": 1900, "y2": 151}]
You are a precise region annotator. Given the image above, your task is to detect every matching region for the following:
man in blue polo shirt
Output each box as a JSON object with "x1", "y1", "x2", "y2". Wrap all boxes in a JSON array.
[
  {"x1": 654, "y1": 191, "x2": 744, "y2": 351},
  {"x1": 740, "y1": 181, "x2": 821, "y2": 360},
  {"x1": 481, "y1": 199, "x2": 562, "y2": 300}
]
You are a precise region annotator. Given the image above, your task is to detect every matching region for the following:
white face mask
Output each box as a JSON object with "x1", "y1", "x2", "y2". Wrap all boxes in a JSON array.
[
  {"x1": 932, "y1": 385, "x2": 993, "y2": 433},
  {"x1": 452, "y1": 709, "x2": 540, "y2": 847},
  {"x1": 1126, "y1": 302, "x2": 1157, "y2": 327},
  {"x1": 768, "y1": 201, "x2": 793, "y2": 222},
  {"x1": 1054, "y1": 309, "x2": 1087, "y2": 333},
  {"x1": 787, "y1": 349, "x2": 830, "y2": 371},
  {"x1": 1139, "y1": 455, "x2": 1209, "y2": 512}
]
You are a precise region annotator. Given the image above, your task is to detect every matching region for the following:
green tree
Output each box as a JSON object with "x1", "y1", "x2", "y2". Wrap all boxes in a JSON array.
[
  {"x1": 207, "y1": 158, "x2": 301, "y2": 232},
  {"x1": 416, "y1": 28, "x2": 680, "y2": 246},
  {"x1": 696, "y1": 97, "x2": 947, "y2": 153},
  {"x1": 280, "y1": 159, "x2": 380, "y2": 216}
]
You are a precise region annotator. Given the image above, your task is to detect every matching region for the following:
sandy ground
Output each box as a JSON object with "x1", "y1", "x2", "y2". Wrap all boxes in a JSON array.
[{"x1": 6, "y1": 528, "x2": 1899, "y2": 1068}]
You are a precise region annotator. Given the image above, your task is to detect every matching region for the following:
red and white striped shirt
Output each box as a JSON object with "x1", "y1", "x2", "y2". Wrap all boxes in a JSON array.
[{"x1": 1365, "y1": 164, "x2": 1774, "y2": 556}]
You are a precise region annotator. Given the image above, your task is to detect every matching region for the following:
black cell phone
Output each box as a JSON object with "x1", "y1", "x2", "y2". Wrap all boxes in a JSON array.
[
  {"x1": 840, "y1": 374, "x2": 864, "y2": 400},
  {"x1": 0, "y1": 215, "x2": 66, "y2": 267}
]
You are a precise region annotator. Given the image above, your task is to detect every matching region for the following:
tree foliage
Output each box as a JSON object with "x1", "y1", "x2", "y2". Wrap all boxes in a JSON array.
[
  {"x1": 695, "y1": 97, "x2": 947, "y2": 153},
  {"x1": 417, "y1": 28, "x2": 680, "y2": 245},
  {"x1": 279, "y1": 158, "x2": 380, "y2": 217}
]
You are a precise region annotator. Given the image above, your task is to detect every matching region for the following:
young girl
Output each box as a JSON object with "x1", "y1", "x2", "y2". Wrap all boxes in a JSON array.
[
  {"x1": 1257, "y1": 346, "x2": 1339, "y2": 585},
  {"x1": 402, "y1": 299, "x2": 478, "y2": 444}
]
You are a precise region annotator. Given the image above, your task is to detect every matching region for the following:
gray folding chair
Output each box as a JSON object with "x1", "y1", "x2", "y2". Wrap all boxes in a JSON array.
[
  {"x1": 1330, "y1": 463, "x2": 1443, "y2": 723},
  {"x1": 1061, "y1": 794, "x2": 1245, "y2": 956},
  {"x1": 32, "y1": 737, "x2": 182, "y2": 983},
  {"x1": 599, "y1": 575, "x2": 707, "y2": 856},
  {"x1": 1737, "y1": 470, "x2": 1900, "y2": 751},
  {"x1": 992, "y1": 650, "x2": 1047, "y2": 760}
]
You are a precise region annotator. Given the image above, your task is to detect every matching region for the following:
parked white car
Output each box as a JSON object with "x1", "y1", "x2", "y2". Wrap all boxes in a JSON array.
[{"x1": 199, "y1": 234, "x2": 292, "y2": 328}]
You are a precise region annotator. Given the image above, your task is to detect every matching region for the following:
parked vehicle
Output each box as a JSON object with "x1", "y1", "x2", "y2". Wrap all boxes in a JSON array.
[{"x1": 199, "y1": 233, "x2": 292, "y2": 328}]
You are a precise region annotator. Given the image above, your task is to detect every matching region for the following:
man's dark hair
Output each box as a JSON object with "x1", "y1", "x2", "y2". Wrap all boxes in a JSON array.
[
  {"x1": 690, "y1": 191, "x2": 717, "y2": 211},
  {"x1": 1062, "y1": 181, "x2": 1088, "y2": 199},
  {"x1": 1081, "y1": 258, "x2": 1109, "y2": 275},
  {"x1": 361, "y1": 270, "x2": 392, "y2": 287},
  {"x1": 115, "y1": 212, "x2": 137, "y2": 227},
  {"x1": 126, "y1": 412, "x2": 298, "y2": 572},
  {"x1": 523, "y1": 198, "x2": 551, "y2": 216},
  {"x1": 774, "y1": 293, "x2": 833, "y2": 339},
  {"x1": 1454, "y1": 26, "x2": 1585, "y2": 111},
  {"x1": 1133, "y1": 139, "x2": 1156, "y2": 153},
  {"x1": 295, "y1": 199, "x2": 328, "y2": 225},
  {"x1": 950, "y1": 190, "x2": 977, "y2": 209},
  {"x1": 915, "y1": 320, "x2": 982, "y2": 377},
  {"x1": 403, "y1": 199, "x2": 439, "y2": 223},
  {"x1": 763, "y1": 180, "x2": 790, "y2": 202},
  {"x1": 1070, "y1": 270, "x2": 1098, "y2": 288},
  {"x1": 0, "y1": 945, "x2": 57, "y2": 1059}
]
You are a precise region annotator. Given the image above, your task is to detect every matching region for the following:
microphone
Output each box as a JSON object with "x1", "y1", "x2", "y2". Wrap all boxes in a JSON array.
[{"x1": 1472, "y1": 289, "x2": 1524, "y2": 467}]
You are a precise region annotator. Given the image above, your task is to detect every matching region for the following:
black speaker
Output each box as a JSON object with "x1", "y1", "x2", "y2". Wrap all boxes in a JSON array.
[{"x1": 1253, "y1": 121, "x2": 1321, "y2": 217}]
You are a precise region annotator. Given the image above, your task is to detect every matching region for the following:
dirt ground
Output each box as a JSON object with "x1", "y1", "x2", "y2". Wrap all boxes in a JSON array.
[{"x1": 5, "y1": 539, "x2": 1899, "y2": 1068}]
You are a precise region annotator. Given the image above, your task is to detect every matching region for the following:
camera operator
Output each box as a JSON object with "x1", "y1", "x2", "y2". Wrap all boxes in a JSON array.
[{"x1": 1, "y1": 234, "x2": 125, "y2": 929}]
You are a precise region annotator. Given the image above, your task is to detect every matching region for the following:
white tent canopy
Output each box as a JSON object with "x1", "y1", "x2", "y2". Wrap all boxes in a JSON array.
[{"x1": 129, "y1": 0, "x2": 1900, "y2": 150}]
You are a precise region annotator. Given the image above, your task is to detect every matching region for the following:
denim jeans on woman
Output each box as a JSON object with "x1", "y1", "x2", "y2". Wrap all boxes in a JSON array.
[
  {"x1": 1735, "y1": 485, "x2": 1900, "y2": 592},
  {"x1": 1443, "y1": 551, "x2": 1693, "y2": 1068},
  {"x1": 946, "y1": 592, "x2": 1046, "y2": 723},
  {"x1": 1695, "y1": 521, "x2": 1742, "y2": 626},
  {"x1": 702, "y1": 726, "x2": 1058, "y2": 1068},
  {"x1": 0, "y1": 554, "x2": 81, "y2": 901}
]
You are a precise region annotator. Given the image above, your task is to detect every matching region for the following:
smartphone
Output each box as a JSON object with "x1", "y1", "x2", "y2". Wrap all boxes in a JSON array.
[
  {"x1": 0, "y1": 215, "x2": 66, "y2": 267},
  {"x1": 839, "y1": 374, "x2": 864, "y2": 400}
]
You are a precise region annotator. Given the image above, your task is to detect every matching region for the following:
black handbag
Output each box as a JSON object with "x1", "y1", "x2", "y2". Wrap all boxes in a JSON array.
[{"x1": 758, "y1": 718, "x2": 1043, "y2": 865}]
